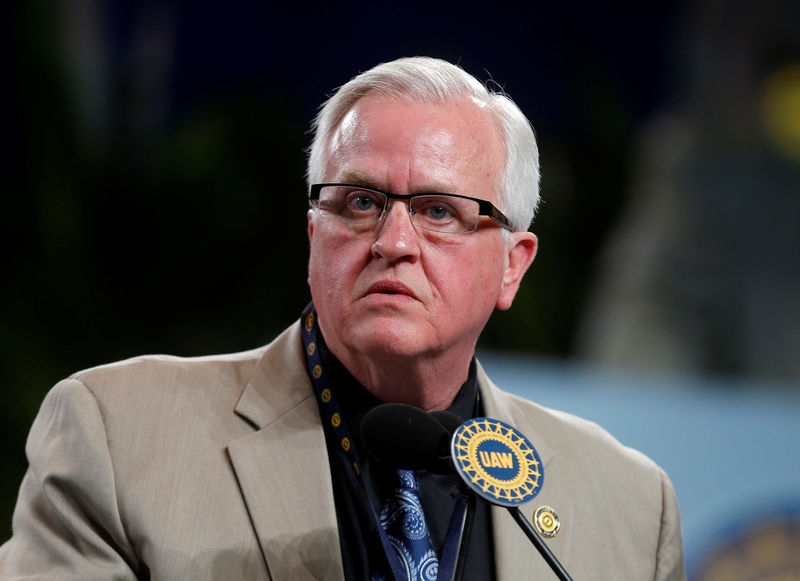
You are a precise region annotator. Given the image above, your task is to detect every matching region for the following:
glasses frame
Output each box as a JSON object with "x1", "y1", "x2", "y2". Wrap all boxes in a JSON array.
[{"x1": 308, "y1": 183, "x2": 512, "y2": 233}]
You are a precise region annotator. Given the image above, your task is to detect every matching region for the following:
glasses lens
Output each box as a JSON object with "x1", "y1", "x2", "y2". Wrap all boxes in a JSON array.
[
  {"x1": 410, "y1": 195, "x2": 480, "y2": 233},
  {"x1": 317, "y1": 185, "x2": 386, "y2": 224}
]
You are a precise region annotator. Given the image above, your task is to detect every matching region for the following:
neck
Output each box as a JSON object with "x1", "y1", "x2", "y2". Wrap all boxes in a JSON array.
[{"x1": 329, "y1": 345, "x2": 473, "y2": 412}]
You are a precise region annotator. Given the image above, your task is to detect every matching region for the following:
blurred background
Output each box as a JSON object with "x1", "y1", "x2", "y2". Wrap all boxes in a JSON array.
[{"x1": 2, "y1": 0, "x2": 799, "y2": 578}]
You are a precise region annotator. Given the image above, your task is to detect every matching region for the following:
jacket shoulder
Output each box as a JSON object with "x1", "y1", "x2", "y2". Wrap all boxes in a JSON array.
[
  {"x1": 70, "y1": 345, "x2": 266, "y2": 391},
  {"x1": 501, "y1": 389, "x2": 662, "y2": 475}
]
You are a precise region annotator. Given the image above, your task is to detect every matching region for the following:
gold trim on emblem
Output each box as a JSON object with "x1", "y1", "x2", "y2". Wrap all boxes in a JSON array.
[
  {"x1": 312, "y1": 364, "x2": 322, "y2": 378},
  {"x1": 305, "y1": 313, "x2": 315, "y2": 332},
  {"x1": 331, "y1": 412, "x2": 341, "y2": 427},
  {"x1": 321, "y1": 388, "x2": 332, "y2": 403},
  {"x1": 341, "y1": 437, "x2": 351, "y2": 451},
  {"x1": 533, "y1": 505, "x2": 560, "y2": 538},
  {"x1": 307, "y1": 342, "x2": 316, "y2": 356}
]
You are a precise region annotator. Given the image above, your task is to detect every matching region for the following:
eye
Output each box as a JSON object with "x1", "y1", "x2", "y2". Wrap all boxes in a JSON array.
[
  {"x1": 426, "y1": 205, "x2": 452, "y2": 221},
  {"x1": 341, "y1": 189, "x2": 384, "y2": 220},
  {"x1": 350, "y1": 194, "x2": 378, "y2": 212},
  {"x1": 415, "y1": 199, "x2": 458, "y2": 222}
]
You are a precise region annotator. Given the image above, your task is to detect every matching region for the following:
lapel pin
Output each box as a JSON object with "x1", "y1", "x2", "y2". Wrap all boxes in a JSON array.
[{"x1": 533, "y1": 505, "x2": 560, "y2": 538}]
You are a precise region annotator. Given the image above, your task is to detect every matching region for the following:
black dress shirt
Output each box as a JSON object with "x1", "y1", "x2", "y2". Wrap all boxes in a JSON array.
[{"x1": 316, "y1": 334, "x2": 496, "y2": 581}]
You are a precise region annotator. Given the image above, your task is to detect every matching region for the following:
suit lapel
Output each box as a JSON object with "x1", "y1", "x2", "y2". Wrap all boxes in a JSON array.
[
  {"x1": 477, "y1": 362, "x2": 573, "y2": 581},
  {"x1": 228, "y1": 323, "x2": 345, "y2": 581}
]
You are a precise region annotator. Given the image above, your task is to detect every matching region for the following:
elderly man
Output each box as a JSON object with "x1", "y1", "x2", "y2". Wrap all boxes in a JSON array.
[{"x1": 0, "y1": 57, "x2": 685, "y2": 580}]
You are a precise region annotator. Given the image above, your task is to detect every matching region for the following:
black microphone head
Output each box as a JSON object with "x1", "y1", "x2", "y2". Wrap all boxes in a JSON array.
[
  {"x1": 429, "y1": 410, "x2": 464, "y2": 436},
  {"x1": 428, "y1": 410, "x2": 465, "y2": 474},
  {"x1": 361, "y1": 403, "x2": 451, "y2": 472}
]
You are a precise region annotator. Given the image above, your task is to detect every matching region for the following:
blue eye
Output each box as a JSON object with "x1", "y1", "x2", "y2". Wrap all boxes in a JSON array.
[
  {"x1": 414, "y1": 198, "x2": 458, "y2": 223},
  {"x1": 340, "y1": 189, "x2": 385, "y2": 221},
  {"x1": 352, "y1": 195, "x2": 377, "y2": 211},
  {"x1": 426, "y1": 205, "x2": 453, "y2": 221}
]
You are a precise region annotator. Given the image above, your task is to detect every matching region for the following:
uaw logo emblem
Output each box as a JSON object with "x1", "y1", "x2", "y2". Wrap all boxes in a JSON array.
[{"x1": 451, "y1": 418, "x2": 543, "y2": 506}]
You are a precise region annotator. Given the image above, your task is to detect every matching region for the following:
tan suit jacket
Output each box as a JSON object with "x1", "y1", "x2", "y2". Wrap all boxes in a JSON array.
[{"x1": 0, "y1": 321, "x2": 685, "y2": 580}]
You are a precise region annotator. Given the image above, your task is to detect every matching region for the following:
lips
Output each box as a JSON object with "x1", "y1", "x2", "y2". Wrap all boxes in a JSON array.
[{"x1": 364, "y1": 281, "x2": 418, "y2": 300}]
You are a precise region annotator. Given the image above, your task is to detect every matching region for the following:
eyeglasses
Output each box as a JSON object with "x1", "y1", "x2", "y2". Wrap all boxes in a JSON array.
[{"x1": 309, "y1": 183, "x2": 512, "y2": 234}]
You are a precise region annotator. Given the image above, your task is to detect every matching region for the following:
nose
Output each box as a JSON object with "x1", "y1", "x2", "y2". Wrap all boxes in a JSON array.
[{"x1": 371, "y1": 200, "x2": 420, "y2": 262}]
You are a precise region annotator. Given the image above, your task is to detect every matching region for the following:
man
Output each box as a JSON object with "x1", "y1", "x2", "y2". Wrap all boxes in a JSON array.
[{"x1": 0, "y1": 57, "x2": 686, "y2": 580}]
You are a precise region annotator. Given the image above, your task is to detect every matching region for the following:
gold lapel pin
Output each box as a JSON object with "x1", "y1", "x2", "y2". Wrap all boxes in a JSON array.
[{"x1": 533, "y1": 505, "x2": 560, "y2": 538}]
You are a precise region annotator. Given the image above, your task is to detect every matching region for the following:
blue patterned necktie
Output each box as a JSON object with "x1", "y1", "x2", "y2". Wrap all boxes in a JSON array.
[{"x1": 379, "y1": 469, "x2": 439, "y2": 581}]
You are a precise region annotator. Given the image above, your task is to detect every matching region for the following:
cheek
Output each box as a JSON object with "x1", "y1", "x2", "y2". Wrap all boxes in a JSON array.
[
  {"x1": 308, "y1": 229, "x2": 366, "y2": 308},
  {"x1": 473, "y1": 258, "x2": 505, "y2": 308},
  {"x1": 309, "y1": 247, "x2": 343, "y2": 301},
  {"x1": 428, "y1": 244, "x2": 504, "y2": 309}
]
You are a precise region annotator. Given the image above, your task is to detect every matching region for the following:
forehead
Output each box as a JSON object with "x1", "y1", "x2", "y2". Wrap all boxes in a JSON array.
[{"x1": 326, "y1": 94, "x2": 505, "y2": 197}]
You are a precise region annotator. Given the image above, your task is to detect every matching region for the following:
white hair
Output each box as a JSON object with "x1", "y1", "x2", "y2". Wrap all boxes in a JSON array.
[{"x1": 306, "y1": 57, "x2": 541, "y2": 231}]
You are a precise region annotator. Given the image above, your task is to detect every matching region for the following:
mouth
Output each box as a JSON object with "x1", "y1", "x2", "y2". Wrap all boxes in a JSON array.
[{"x1": 364, "y1": 281, "x2": 417, "y2": 300}]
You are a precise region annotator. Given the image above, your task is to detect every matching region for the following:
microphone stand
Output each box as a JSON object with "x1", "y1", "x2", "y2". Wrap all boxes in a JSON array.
[{"x1": 450, "y1": 494, "x2": 476, "y2": 581}]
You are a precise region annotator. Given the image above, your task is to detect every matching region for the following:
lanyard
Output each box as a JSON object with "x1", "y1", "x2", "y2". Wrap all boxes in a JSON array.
[{"x1": 300, "y1": 303, "x2": 468, "y2": 581}]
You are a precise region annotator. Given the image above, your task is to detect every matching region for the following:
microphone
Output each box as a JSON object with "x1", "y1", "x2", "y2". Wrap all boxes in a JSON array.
[
  {"x1": 362, "y1": 404, "x2": 574, "y2": 581},
  {"x1": 429, "y1": 410, "x2": 464, "y2": 439},
  {"x1": 360, "y1": 403, "x2": 454, "y2": 473}
]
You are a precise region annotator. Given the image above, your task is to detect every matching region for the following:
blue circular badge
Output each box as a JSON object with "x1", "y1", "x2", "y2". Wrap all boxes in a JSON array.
[{"x1": 451, "y1": 418, "x2": 543, "y2": 507}]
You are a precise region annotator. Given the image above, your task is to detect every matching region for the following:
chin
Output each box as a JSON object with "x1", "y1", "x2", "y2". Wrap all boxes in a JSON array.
[{"x1": 346, "y1": 320, "x2": 434, "y2": 359}]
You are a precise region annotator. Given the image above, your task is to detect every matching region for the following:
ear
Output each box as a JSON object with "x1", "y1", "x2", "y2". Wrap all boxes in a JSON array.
[{"x1": 496, "y1": 232, "x2": 537, "y2": 311}]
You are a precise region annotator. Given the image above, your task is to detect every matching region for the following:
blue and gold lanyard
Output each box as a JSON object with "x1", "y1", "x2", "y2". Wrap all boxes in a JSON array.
[{"x1": 300, "y1": 303, "x2": 468, "y2": 581}]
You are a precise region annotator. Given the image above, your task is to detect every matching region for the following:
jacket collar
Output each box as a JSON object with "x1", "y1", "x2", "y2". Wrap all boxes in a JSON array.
[
  {"x1": 228, "y1": 321, "x2": 345, "y2": 581},
  {"x1": 233, "y1": 323, "x2": 311, "y2": 429}
]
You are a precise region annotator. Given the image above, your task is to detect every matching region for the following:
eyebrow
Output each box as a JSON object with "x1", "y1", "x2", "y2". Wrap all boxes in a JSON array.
[
  {"x1": 338, "y1": 170, "x2": 382, "y2": 190},
  {"x1": 336, "y1": 170, "x2": 459, "y2": 196}
]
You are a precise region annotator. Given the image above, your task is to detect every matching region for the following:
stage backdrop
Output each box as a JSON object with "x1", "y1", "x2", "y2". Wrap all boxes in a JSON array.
[{"x1": 479, "y1": 353, "x2": 800, "y2": 581}]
